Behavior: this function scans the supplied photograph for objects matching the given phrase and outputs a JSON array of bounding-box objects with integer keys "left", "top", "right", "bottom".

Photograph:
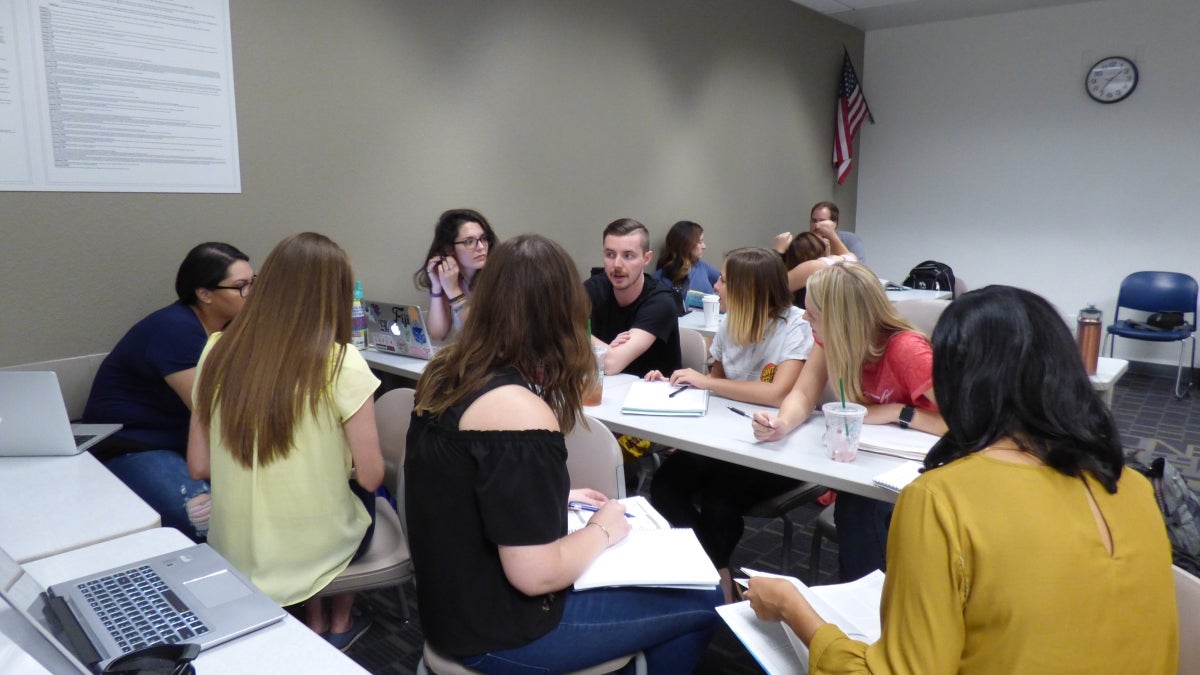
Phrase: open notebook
[{"left": 567, "top": 497, "right": 719, "bottom": 591}]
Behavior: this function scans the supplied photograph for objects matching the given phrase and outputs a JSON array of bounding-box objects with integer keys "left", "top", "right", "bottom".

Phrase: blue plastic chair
[{"left": 1106, "top": 271, "right": 1198, "bottom": 399}]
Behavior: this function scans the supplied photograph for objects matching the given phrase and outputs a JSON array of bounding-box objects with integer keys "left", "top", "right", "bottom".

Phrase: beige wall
[{"left": 0, "top": 0, "right": 862, "bottom": 366}]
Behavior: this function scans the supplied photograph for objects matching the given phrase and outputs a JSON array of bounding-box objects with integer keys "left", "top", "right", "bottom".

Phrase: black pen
[
  {"left": 727, "top": 405, "right": 753, "bottom": 418},
  {"left": 668, "top": 385, "right": 690, "bottom": 398}
]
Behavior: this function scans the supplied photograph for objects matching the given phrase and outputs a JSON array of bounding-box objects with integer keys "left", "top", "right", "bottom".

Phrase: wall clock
[{"left": 1085, "top": 56, "right": 1138, "bottom": 103}]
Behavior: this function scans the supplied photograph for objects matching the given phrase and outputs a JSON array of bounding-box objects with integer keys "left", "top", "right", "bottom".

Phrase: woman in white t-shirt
[{"left": 645, "top": 247, "right": 813, "bottom": 601}]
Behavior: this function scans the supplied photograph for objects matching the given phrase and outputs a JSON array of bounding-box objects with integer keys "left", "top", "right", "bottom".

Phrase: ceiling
[{"left": 789, "top": 0, "right": 1098, "bottom": 31}]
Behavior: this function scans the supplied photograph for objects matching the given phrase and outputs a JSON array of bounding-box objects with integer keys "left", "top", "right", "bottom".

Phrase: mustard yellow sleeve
[{"left": 810, "top": 483, "right": 967, "bottom": 675}]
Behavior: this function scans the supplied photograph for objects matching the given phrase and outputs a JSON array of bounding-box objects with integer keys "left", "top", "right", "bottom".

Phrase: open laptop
[
  {"left": 364, "top": 300, "right": 439, "bottom": 359},
  {"left": 0, "top": 371, "right": 121, "bottom": 457},
  {"left": 0, "top": 542, "right": 285, "bottom": 673}
]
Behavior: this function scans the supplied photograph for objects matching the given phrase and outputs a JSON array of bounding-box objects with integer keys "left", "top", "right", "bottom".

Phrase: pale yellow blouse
[
  {"left": 199, "top": 336, "right": 380, "bottom": 606},
  {"left": 809, "top": 453, "right": 1178, "bottom": 674}
]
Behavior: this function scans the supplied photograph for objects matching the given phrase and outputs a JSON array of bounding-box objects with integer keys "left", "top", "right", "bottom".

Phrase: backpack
[
  {"left": 1127, "top": 449, "right": 1200, "bottom": 575},
  {"left": 903, "top": 260, "right": 956, "bottom": 298}
]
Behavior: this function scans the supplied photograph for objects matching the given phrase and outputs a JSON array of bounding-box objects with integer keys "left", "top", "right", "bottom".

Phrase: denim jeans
[
  {"left": 460, "top": 585, "right": 723, "bottom": 674},
  {"left": 104, "top": 449, "right": 210, "bottom": 542},
  {"left": 834, "top": 493, "right": 894, "bottom": 582}
]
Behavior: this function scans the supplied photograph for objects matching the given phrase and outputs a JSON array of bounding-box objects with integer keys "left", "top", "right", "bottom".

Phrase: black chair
[{"left": 1106, "top": 271, "right": 1198, "bottom": 399}]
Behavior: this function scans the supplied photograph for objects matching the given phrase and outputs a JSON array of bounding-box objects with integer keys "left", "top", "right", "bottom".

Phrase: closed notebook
[
  {"left": 620, "top": 380, "right": 708, "bottom": 417},
  {"left": 872, "top": 461, "right": 924, "bottom": 493},
  {"left": 857, "top": 424, "right": 940, "bottom": 461}
]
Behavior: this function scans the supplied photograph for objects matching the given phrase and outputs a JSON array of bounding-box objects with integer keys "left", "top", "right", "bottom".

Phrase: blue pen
[{"left": 569, "top": 501, "right": 636, "bottom": 518}]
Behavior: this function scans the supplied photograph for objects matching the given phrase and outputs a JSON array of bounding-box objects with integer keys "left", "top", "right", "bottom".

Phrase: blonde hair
[
  {"left": 723, "top": 247, "right": 793, "bottom": 347},
  {"left": 414, "top": 234, "right": 594, "bottom": 434},
  {"left": 806, "top": 261, "right": 922, "bottom": 404},
  {"left": 194, "top": 232, "right": 353, "bottom": 468}
]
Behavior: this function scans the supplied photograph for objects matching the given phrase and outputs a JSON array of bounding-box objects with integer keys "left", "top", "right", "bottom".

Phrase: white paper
[
  {"left": 873, "top": 461, "right": 924, "bottom": 492},
  {"left": 573, "top": 528, "right": 720, "bottom": 591},
  {"left": 715, "top": 602, "right": 805, "bottom": 675},
  {"left": 620, "top": 380, "right": 709, "bottom": 417},
  {"left": 857, "top": 424, "right": 940, "bottom": 460},
  {"left": 566, "top": 496, "right": 671, "bottom": 533}
]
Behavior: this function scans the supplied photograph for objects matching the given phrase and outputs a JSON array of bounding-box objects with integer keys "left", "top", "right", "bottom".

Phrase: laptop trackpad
[{"left": 184, "top": 570, "right": 253, "bottom": 608}]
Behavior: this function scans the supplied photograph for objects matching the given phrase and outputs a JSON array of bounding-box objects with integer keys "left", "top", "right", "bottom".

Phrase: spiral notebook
[
  {"left": 620, "top": 380, "right": 709, "bottom": 417},
  {"left": 872, "top": 461, "right": 924, "bottom": 493}
]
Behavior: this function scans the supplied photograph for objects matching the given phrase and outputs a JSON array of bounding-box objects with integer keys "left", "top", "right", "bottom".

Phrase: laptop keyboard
[{"left": 78, "top": 565, "right": 209, "bottom": 653}]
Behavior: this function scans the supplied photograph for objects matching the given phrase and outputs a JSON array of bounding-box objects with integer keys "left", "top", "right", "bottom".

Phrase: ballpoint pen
[
  {"left": 727, "top": 406, "right": 753, "bottom": 419},
  {"left": 668, "top": 385, "right": 690, "bottom": 398},
  {"left": 568, "top": 501, "right": 635, "bottom": 518}
]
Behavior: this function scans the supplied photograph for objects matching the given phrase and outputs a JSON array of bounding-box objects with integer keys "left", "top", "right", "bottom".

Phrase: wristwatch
[{"left": 897, "top": 405, "right": 915, "bottom": 430}]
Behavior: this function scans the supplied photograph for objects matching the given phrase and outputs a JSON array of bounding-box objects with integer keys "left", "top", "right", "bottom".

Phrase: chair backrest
[
  {"left": 953, "top": 276, "right": 968, "bottom": 298},
  {"left": 375, "top": 387, "right": 416, "bottom": 509},
  {"left": 564, "top": 415, "right": 625, "bottom": 499},
  {"left": 679, "top": 327, "right": 708, "bottom": 374},
  {"left": 1176, "top": 564, "right": 1200, "bottom": 673},
  {"left": 1115, "top": 271, "right": 1199, "bottom": 317},
  {"left": 892, "top": 298, "right": 951, "bottom": 336}
]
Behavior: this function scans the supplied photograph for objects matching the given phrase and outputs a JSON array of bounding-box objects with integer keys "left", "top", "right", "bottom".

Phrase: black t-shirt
[
  {"left": 405, "top": 371, "right": 570, "bottom": 658},
  {"left": 584, "top": 273, "right": 682, "bottom": 377}
]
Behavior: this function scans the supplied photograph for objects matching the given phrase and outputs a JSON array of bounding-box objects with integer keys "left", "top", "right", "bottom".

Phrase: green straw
[{"left": 838, "top": 377, "right": 851, "bottom": 436}]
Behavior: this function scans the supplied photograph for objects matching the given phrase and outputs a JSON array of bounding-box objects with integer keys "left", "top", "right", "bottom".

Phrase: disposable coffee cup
[
  {"left": 702, "top": 294, "right": 720, "bottom": 329},
  {"left": 822, "top": 402, "right": 867, "bottom": 462},
  {"left": 583, "top": 345, "right": 607, "bottom": 406}
]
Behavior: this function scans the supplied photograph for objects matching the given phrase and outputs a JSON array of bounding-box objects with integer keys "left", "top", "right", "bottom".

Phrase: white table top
[
  {"left": 9, "top": 528, "right": 367, "bottom": 674},
  {"left": 885, "top": 288, "right": 952, "bottom": 302},
  {"left": 1090, "top": 356, "right": 1129, "bottom": 388},
  {"left": 587, "top": 375, "right": 908, "bottom": 503},
  {"left": 361, "top": 347, "right": 429, "bottom": 380},
  {"left": 0, "top": 452, "right": 160, "bottom": 563},
  {"left": 678, "top": 309, "right": 723, "bottom": 339}
]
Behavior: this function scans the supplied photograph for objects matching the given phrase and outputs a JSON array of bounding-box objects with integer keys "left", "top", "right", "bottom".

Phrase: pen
[
  {"left": 668, "top": 385, "right": 690, "bottom": 398},
  {"left": 728, "top": 406, "right": 769, "bottom": 427},
  {"left": 568, "top": 501, "right": 636, "bottom": 518}
]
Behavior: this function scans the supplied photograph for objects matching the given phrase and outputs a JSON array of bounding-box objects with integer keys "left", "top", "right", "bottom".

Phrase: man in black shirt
[{"left": 584, "top": 219, "right": 682, "bottom": 377}]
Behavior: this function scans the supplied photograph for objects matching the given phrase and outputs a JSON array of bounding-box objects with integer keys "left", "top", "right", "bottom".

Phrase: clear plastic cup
[
  {"left": 583, "top": 346, "right": 606, "bottom": 406},
  {"left": 822, "top": 402, "right": 867, "bottom": 462}
]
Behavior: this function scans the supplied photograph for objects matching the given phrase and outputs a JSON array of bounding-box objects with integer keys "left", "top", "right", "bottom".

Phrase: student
[
  {"left": 751, "top": 261, "right": 947, "bottom": 581},
  {"left": 188, "top": 232, "right": 383, "bottom": 651},
  {"left": 585, "top": 218, "right": 682, "bottom": 377},
  {"left": 773, "top": 221, "right": 857, "bottom": 300},
  {"left": 646, "top": 247, "right": 813, "bottom": 602},
  {"left": 747, "top": 285, "right": 1178, "bottom": 673},
  {"left": 810, "top": 200, "right": 865, "bottom": 262},
  {"left": 406, "top": 234, "right": 721, "bottom": 673},
  {"left": 413, "top": 208, "right": 499, "bottom": 342},
  {"left": 83, "top": 242, "right": 253, "bottom": 542},
  {"left": 652, "top": 220, "right": 720, "bottom": 311}
]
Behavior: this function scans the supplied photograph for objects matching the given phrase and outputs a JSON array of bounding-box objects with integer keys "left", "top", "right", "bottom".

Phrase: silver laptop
[
  {"left": 0, "top": 371, "right": 122, "bottom": 457},
  {"left": 0, "top": 542, "right": 285, "bottom": 673},
  {"left": 364, "top": 300, "right": 439, "bottom": 359}
]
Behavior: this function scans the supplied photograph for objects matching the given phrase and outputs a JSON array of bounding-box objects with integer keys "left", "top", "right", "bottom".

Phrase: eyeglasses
[
  {"left": 211, "top": 275, "right": 256, "bottom": 297},
  {"left": 453, "top": 236, "right": 488, "bottom": 250}
]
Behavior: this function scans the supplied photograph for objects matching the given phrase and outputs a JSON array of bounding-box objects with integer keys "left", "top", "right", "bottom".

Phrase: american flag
[{"left": 833, "top": 51, "right": 872, "bottom": 185}]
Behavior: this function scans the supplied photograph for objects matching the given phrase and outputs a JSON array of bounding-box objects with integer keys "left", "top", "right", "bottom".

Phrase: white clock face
[{"left": 1086, "top": 57, "right": 1138, "bottom": 103}]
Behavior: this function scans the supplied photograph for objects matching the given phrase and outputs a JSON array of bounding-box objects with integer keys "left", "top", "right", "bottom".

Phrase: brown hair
[
  {"left": 194, "top": 232, "right": 354, "bottom": 468},
  {"left": 602, "top": 218, "right": 650, "bottom": 253},
  {"left": 414, "top": 234, "right": 594, "bottom": 433},
  {"left": 655, "top": 220, "right": 703, "bottom": 285},
  {"left": 783, "top": 231, "right": 826, "bottom": 307},
  {"left": 723, "top": 248, "right": 794, "bottom": 346}
]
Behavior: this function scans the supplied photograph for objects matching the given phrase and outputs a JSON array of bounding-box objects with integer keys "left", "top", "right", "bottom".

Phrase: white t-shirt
[{"left": 710, "top": 305, "right": 813, "bottom": 382}]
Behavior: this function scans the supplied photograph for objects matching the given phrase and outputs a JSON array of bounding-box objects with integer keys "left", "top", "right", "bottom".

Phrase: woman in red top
[{"left": 753, "top": 261, "right": 947, "bottom": 580}]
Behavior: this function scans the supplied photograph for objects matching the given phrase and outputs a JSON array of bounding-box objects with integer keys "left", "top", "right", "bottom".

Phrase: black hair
[
  {"left": 926, "top": 285, "right": 1124, "bottom": 492},
  {"left": 412, "top": 208, "right": 498, "bottom": 291},
  {"left": 175, "top": 242, "right": 250, "bottom": 305}
]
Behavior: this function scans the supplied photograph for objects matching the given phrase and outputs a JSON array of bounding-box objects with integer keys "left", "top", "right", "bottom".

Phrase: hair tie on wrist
[
  {"left": 587, "top": 521, "right": 611, "bottom": 545},
  {"left": 430, "top": 289, "right": 444, "bottom": 298}
]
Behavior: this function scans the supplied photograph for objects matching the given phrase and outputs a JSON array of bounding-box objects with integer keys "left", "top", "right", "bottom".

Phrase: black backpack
[{"left": 903, "top": 260, "right": 956, "bottom": 298}]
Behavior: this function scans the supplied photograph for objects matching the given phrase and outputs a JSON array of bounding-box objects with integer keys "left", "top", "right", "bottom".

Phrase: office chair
[
  {"left": 313, "top": 388, "right": 415, "bottom": 619},
  {"left": 892, "top": 298, "right": 950, "bottom": 336},
  {"left": 744, "top": 481, "right": 830, "bottom": 573},
  {"left": 679, "top": 328, "right": 709, "bottom": 374},
  {"left": 566, "top": 415, "right": 626, "bottom": 499},
  {"left": 807, "top": 503, "right": 838, "bottom": 584},
  {"left": 1175, "top": 565, "right": 1200, "bottom": 673},
  {"left": 1105, "top": 271, "right": 1198, "bottom": 399}
]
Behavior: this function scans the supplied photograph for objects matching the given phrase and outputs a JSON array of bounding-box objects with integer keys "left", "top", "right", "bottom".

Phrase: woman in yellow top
[
  {"left": 188, "top": 232, "right": 384, "bottom": 651},
  {"left": 747, "top": 285, "right": 1179, "bottom": 673}
]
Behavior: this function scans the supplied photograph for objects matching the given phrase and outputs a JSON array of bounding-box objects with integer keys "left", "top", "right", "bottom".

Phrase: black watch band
[{"left": 897, "top": 405, "right": 915, "bottom": 429}]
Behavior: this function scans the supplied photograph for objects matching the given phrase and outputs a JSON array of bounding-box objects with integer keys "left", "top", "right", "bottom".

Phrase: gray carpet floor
[{"left": 342, "top": 372, "right": 1200, "bottom": 674}]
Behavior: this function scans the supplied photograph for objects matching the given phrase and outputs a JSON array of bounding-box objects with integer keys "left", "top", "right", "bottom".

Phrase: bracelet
[
  {"left": 448, "top": 293, "right": 466, "bottom": 305},
  {"left": 586, "top": 521, "right": 611, "bottom": 545},
  {"left": 430, "top": 289, "right": 444, "bottom": 298}
]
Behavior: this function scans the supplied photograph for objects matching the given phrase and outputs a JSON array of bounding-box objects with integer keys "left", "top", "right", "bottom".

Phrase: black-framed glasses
[
  {"left": 102, "top": 642, "right": 200, "bottom": 675},
  {"left": 453, "top": 236, "right": 488, "bottom": 250},
  {"left": 211, "top": 275, "right": 256, "bottom": 297}
]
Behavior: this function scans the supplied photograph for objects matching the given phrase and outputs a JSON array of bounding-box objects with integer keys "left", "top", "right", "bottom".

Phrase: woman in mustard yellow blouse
[{"left": 747, "top": 285, "right": 1179, "bottom": 673}]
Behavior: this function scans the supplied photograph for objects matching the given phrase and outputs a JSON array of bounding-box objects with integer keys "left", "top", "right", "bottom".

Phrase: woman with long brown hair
[
  {"left": 653, "top": 220, "right": 720, "bottom": 311},
  {"left": 407, "top": 233, "right": 720, "bottom": 673},
  {"left": 188, "top": 232, "right": 383, "bottom": 650}
]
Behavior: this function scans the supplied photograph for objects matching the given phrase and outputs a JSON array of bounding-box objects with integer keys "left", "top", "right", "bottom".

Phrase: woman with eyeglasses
[
  {"left": 413, "top": 208, "right": 499, "bottom": 342},
  {"left": 747, "top": 286, "right": 1177, "bottom": 673},
  {"left": 83, "top": 242, "right": 254, "bottom": 542},
  {"left": 189, "top": 232, "right": 383, "bottom": 650},
  {"left": 407, "top": 234, "right": 721, "bottom": 673}
]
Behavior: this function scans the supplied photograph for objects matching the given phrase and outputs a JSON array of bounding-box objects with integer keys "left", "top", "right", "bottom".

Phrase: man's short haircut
[
  {"left": 602, "top": 218, "right": 650, "bottom": 253},
  {"left": 810, "top": 201, "right": 839, "bottom": 223}
]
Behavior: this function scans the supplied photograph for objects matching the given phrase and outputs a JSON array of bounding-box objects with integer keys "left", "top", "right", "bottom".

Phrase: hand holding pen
[
  {"left": 727, "top": 406, "right": 786, "bottom": 442},
  {"left": 571, "top": 500, "right": 631, "bottom": 546}
]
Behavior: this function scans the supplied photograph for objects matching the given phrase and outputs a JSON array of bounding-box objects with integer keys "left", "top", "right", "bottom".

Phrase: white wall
[{"left": 856, "top": 0, "right": 1199, "bottom": 365}]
